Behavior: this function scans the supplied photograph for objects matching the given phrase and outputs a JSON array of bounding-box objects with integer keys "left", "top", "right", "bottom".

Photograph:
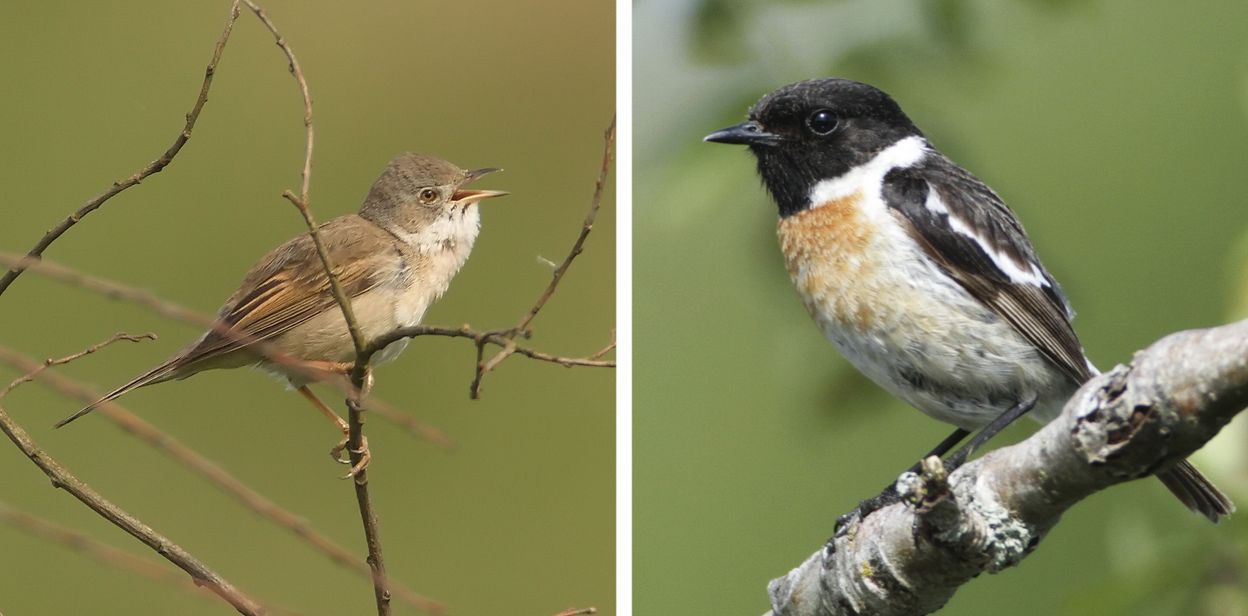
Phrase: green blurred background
[
  {"left": 635, "top": 1, "right": 1247, "bottom": 615},
  {"left": 0, "top": 2, "right": 613, "bottom": 615}
]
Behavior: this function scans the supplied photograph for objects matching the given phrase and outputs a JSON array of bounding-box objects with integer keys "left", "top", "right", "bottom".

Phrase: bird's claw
[
  {"left": 830, "top": 489, "right": 901, "bottom": 539},
  {"left": 330, "top": 437, "right": 351, "bottom": 464},
  {"left": 340, "top": 436, "right": 371, "bottom": 479}
]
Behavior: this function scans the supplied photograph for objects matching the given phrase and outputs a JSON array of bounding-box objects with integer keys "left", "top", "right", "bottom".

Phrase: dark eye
[
  {"left": 418, "top": 188, "right": 438, "bottom": 204},
  {"left": 806, "top": 109, "right": 839, "bottom": 135}
]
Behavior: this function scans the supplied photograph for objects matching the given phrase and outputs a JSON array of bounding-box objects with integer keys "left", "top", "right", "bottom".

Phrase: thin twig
[
  {"left": 0, "top": 501, "right": 301, "bottom": 616},
  {"left": 240, "top": 0, "right": 365, "bottom": 358},
  {"left": 0, "top": 5, "right": 268, "bottom": 614},
  {"left": 513, "top": 117, "right": 616, "bottom": 336},
  {"left": 357, "top": 323, "right": 614, "bottom": 402},
  {"left": 0, "top": 343, "right": 445, "bottom": 615},
  {"left": 0, "top": 403, "right": 265, "bottom": 615},
  {"left": 0, "top": 332, "right": 156, "bottom": 400},
  {"left": 366, "top": 325, "right": 616, "bottom": 369},
  {"left": 237, "top": 3, "right": 389, "bottom": 613},
  {"left": 587, "top": 333, "right": 616, "bottom": 361},
  {"left": 0, "top": 335, "right": 263, "bottom": 615},
  {"left": 470, "top": 117, "right": 617, "bottom": 398},
  {"left": 553, "top": 608, "right": 597, "bottom": 616},
  {"left": 0, "top": 1, "right": 242, "bottom": 300}
]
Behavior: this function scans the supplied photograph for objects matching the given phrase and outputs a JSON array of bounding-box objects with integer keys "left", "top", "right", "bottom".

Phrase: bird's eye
[
  {"left": 806, "top": 109, "right": 839, "bottom": 136},
  {"left": 418, "top": 188, "right": 438, "bottom": 204}
]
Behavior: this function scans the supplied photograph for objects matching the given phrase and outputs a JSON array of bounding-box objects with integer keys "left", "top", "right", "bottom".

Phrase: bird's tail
[
  {"left": 55, "top": 358, "right": 182, "bottom": 428},
  {"left": 1156, "top": 459, "right": 1235, "bottom": 523}
]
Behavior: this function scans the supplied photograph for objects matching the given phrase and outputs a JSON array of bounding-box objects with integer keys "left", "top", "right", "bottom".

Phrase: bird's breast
[
  {"left": 776, "top": 185, "right": 1061, "bottom": 429},
  {"left": 391, "top": 205, "right": 482, "bottom": 329},
  {"left": 777, "top": 188, "right": 894, "bottom": 330}
]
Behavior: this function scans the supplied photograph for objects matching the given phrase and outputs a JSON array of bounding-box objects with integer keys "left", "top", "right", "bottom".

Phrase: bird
[
  {"left": 704, "top": 78, "right": 1233, "bottom": 522},
  {"left": 57, "top": 153, "right": 507, "bottom": 475}
]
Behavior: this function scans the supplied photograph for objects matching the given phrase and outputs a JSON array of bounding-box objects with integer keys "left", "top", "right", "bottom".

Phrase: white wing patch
[{"left": 922, "top": 189, "right": 1049, "bottom": 287}]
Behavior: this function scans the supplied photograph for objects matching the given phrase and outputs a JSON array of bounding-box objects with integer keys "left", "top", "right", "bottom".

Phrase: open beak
[
  {"left": 704, "top": 120, "right": 780, "bottom": 146},
  {"left": 454, "top": 167, "right": 508, "bottom": 203},
  {"left": 465, "top": 167, "right": 501, "bottom": 182},
  {"left": 453, "top": 188, "right": 509, "bottom": 204}
]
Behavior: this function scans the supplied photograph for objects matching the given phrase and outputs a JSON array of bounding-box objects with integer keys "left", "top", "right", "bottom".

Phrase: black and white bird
[{"left": 705, "top": 78, "right": 1232, "bottom": 522}]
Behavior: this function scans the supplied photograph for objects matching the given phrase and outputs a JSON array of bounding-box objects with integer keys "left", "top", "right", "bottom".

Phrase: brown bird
[{"left": 59, "top": 153, "right": 506, "bottom": 474}]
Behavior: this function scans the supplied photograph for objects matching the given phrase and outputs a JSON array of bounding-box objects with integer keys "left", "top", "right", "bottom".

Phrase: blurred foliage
[
  {"left": 689, "top": 0, "right": 749, "bottom": 63},
  {"left": 0, "top": 2, "right": 613, "bottom": 615},
  {"left": 635, "top": 0, "right": 1248, "bottom": 615}
]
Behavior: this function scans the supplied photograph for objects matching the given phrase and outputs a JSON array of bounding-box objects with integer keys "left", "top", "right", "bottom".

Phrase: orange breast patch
[{"left": 776, "top": 190, "right": 881, "bottom": 329}]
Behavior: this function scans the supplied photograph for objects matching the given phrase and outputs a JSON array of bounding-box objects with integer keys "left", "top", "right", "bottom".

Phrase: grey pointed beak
[
  {"left": 465, "top": 167, "right": 502, "bottom": 182},
  {"left": 454, "top": 168, "right": 508, "bottom": 203},
  {"left": 704, "top": 121, "right": 780, "bottom": 146}
]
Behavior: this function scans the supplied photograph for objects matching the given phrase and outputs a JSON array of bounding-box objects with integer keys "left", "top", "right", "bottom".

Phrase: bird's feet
[
  {"left": 831, "top": 488, "right": 902, "bottom": 539},
  {"left": 331, "top": 435, "right": 371, "bottom": 479},
  {"left": 331, "top": 435, "right": 351, "bottom": 464}
]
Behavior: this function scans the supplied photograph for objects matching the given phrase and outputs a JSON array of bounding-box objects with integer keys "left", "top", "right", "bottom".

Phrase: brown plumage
[{"left": 58, "top": 153, "right": 506, "bottom": 428}]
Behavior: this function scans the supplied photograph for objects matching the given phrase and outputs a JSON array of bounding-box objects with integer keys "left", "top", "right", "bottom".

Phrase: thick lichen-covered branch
[{"left": 768, "top": 319, "right": 1248, "bottom": 616}]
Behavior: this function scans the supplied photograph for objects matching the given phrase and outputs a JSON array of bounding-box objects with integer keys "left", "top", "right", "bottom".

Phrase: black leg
[
  {"left": 911, "top": 427, "right": 971, "bottom": 472},
  {"left": 831, "top": 397, "right": 1037, "bottom": 540},
  {"left": 831, "top": 427, "right": 971, "bottom": 538},
  {"left": 944, "top": 393, "right": 1038, "bottom": 471},
  {"left": 868, "top": 426, "right": 970, "bottom": 497}
]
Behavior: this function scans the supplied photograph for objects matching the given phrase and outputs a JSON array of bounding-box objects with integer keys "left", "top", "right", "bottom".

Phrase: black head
[{"left": 705, "top": 79, "right": 923, "bottom": 217}]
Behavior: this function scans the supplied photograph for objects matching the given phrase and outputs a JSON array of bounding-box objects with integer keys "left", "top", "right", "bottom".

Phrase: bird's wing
[
  {"left": 55, "top": 217, "right": 395, "bottom": 428},
  {"left": 882, "top": 161, "right": 1092, "bottom": 384},
  {"left": 177, "top": 217, "right": 393, "bottom": 365}
]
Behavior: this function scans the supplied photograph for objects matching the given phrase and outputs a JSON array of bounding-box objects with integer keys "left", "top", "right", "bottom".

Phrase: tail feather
[
  {"left": 55, "top": 360, "right": 181, "bottom": 428},
  {"left": 1156, "top": 459, "right": 1235, "bottom": 523}
]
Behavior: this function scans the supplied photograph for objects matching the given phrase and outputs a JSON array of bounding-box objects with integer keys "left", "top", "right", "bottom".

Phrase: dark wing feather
[{"left": 882, "top": 161, "right": 1092, "bottom": 384}]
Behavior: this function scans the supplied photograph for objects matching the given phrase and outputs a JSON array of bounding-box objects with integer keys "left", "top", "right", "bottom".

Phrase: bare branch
[
  {"left": 512, "top": 117, "right": 617, "bottom": 336},
  {"left": 587, "top": 333, "right": 616, "bottom": 361},
  {"left": 0, "top": 500, "right": 301, "bottom": 616},
  {"left": 236, "top": 3, "right": 389, "bottom": 613},
  {"left": 0, "top": 1, "right": 242, "bottom": 300},
  {"left": 238, "top": 8, "right": 617, "bottom": 609},
  {"left": 0, "top": 6, "right": 275, "bottom": 614},
  {"left": 767, "top": 319, "right": 1248, "bottom": 616},
  {"left": 366, "top": 324, "right": 616, "bottom": 371},
  {"left": 0, "top": 406, "right": 265, "bottom": 615},
  {"left": 0, "top": 332, "right": 156, "bottom": 400},
  {"left": 0, "top": 335, "right": 268, "bottom": 615},
  {"left": 0, "top": 343, "right": 444, "bottom": 614},
  {"left": 0, "top": 2, "right": 610, "bottom": 614},
  {"left": 468, "top": 116, "right": 615, "bottom": 398},
  {"left": 240, "top": 0, "right": 365, "bottom": 359},
  {"left": 553, "top": 608, "right": 598, "bottom": 616}
]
